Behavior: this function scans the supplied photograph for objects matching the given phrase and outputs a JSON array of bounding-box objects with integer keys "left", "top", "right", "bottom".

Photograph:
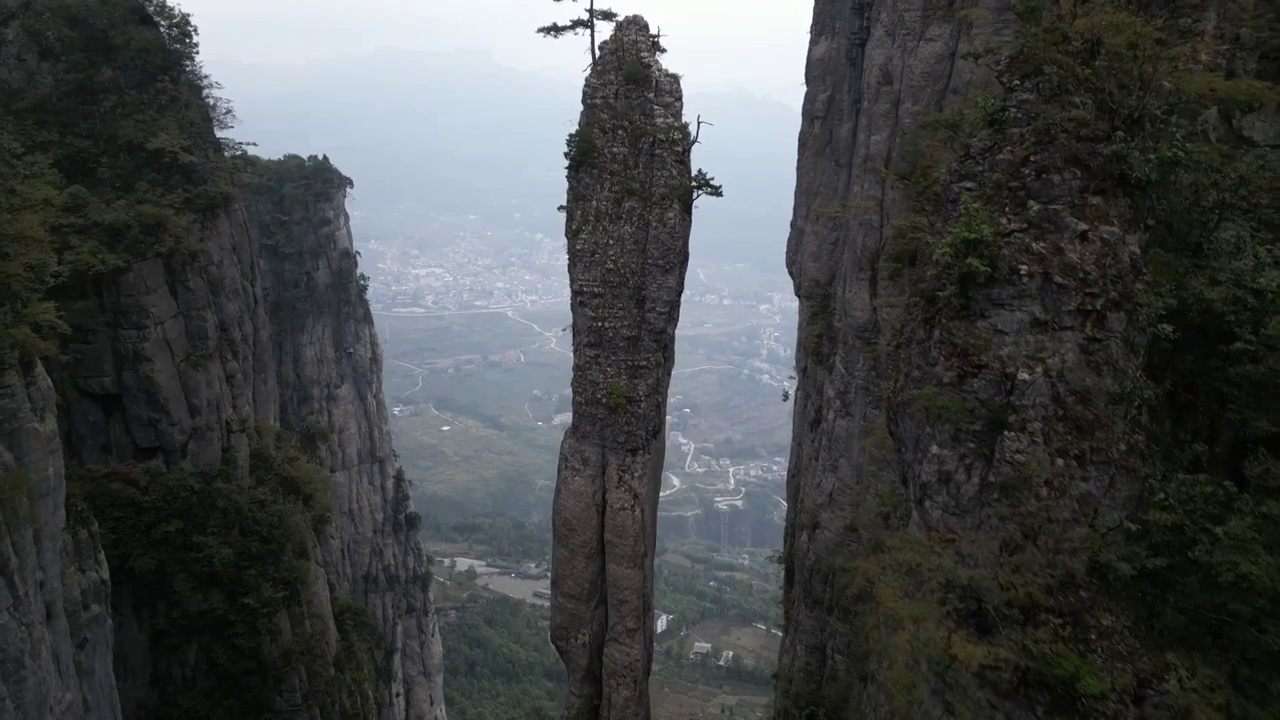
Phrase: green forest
[
  {"left": 439, "top": 594, "right": 564, "bottom": 720},
  {"left": 0, "top": 0, "right": 230, "bottom": 357},
  {"left": 422, "top": 512, "right": 553, "bottom": 561},
  {"left": 654, "top": 555, "right": 782, "bottom": 632}
]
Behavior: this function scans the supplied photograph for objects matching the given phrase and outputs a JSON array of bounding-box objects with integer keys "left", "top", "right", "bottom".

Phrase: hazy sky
[{"left": 178, "top": 0, "right": 813, "bottom": 106}]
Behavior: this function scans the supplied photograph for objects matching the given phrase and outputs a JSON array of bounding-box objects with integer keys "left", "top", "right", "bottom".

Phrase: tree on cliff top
[
  {"left": 536, "top": 1, "right": 668, "bottom": 66},
  {"left": 139, "top": 0, "right": 233, "bottom": 132},
  {"left": 536, "top": 0, "right": 619, "bottom": 66},
  {"left": 0, "top": 0, "right": 238, "bottom": 357}
]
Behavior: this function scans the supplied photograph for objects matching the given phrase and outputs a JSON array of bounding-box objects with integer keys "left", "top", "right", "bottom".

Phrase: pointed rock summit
[{"left": 550, "top": 15, "right": 693, "bottom": 720}]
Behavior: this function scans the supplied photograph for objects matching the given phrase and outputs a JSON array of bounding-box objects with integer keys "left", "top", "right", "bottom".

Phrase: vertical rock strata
[
  {"left": 0, "top": 3, "right": 446, "bottom": 717},
  {"left": 551, "top": 15, "right": 692, "bottom": 720},
  {"left": 775, "top": 0, "right": 1153, "bottom": 716},
  {"left": 0, "top": 173, "right": 448, "bottom": 720},
  {"left": 251, "top": 171, "right": 447, "bottom": 720},
  {"left": 0, "top": 359, "right": 119, "bottom": 720}
]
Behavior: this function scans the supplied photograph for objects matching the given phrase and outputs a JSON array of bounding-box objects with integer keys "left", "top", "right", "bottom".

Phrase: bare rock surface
[
  {"left": 253, "top": 184, "right": 447, "bottom": 720},
  {"left": 0, "top": 358, "right": 120, "bottom": 720}
]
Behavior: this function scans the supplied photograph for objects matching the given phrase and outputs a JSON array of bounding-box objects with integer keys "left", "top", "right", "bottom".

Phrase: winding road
[
  {"left": 504, "top": 310, "right": 570, "bottom": 355},
  {"left": 673, "top": 364, "right": 736, "bottom": 375}
]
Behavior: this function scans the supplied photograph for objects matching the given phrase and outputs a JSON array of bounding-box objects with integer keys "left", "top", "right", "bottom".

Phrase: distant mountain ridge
[{"left": 210, "top": 49, "right": 798, "bottom": 268}]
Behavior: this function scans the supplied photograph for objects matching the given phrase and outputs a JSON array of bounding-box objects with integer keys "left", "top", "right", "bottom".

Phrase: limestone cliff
[
  {"left": 550, "top": 15, "right": 693, "bottom": 720},
  {"left": 248, "top": 157, "right": 447, "bottom": 719},
  {"left": 777, "top": 2, "right": 1023, "bottom": 712},
  {"left": 0, "top": 358, "right": 119, "bottom": 720},
  {"left": 0, "top": 2, "right": 445, "bottom": 718},
  {"left": 777, "top": 0, "right": 1278, "bottom": 716}
]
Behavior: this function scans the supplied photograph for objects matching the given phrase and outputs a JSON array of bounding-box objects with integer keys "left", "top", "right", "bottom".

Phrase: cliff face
[
  {"left": 778, "top": 3, "right": 1023, "bottom": 711},
  {"left": 778, "top": 0, "right": 1278, "bottom": 716},
  {"left": 0, "top": 359, "right": 119, "bottom": 720},
  {"left": 0, "top": 3, "right": 445, "bottom": 718},
  {"left": 249, "top": 159, "right": 446, "bottom": 719},
  {"left": 551, "top": 15, "right": 692, "bottom": 720}
]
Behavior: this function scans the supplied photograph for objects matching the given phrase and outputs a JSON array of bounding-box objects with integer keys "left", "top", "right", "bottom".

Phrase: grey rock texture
[
  {"left": 46, "top": 201, "right": 289, "bottom": 717},
  {"left": 53, "top": 203, "right": 275, "bottom": 474},
  {"left": 775, "top": 0, "right": 1142, "bottom": 716},
  {"left": 551, "top": 15, "right": 692, "bottom": 720},
  {"left": 253, "top": 182, "right": 447, "bottom": 720},
  {"left": 0, "top": 11, "right": 444, "bottom": 713},
  {"left": 45, "top": 181, "right": 446, "bottom": 719},
  {"left": 0, "top": 356, "right": 120, "bottom": 720},
  {"left": 0, "top": 180, "right": 447, "bottom": 720}
]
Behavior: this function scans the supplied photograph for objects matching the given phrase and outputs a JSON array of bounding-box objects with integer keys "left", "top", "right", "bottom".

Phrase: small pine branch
[
  {"left": 691, "top": 168, "right": 724, "bottom": 204},
  {"left": 536, "top": 18, "right": 592, "bottom": 38},
  {"left": 536, "top": 0, "right": 618, "bottom": 67},
  {"left": 685, "top": 116, "right": 723, "bottom": 205}
]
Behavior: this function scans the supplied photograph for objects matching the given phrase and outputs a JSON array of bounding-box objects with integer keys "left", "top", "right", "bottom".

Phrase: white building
[
  {"left": 654, "top": 610, "right": 672, "bottom": 635},
  {"left": 690, "top": 641, "right": 713, "bottom": 659}
]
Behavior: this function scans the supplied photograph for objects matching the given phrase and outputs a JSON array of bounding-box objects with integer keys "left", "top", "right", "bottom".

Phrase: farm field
[{"left": 380, "top": 298, "right": 794, "bottom": 522}]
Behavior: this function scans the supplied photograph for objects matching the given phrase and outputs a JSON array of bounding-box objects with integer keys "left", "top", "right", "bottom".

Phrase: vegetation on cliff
[
  {"left": 0, "top": 0, "right": 231, "bottom": 358},
  {"left": 68, "top": 427, "right": 337, "bottom": 718},
  {"left": 547, "top": 5, "right": 723, "bottom": 213},
  {"left": 238, "top": 153, "right": 356, "bottom": 251},
  {"left": 0, "top": 0, "right": 357, "bottom": 358},
  {"left": 816, "top": 0, "right": 1280, "bottom": 716},
  {"left": 240, "top": 153, "right": 369, "bottom": 307},
  {"left": 2, "top": 2, "right": 398, "bottom": 717}
]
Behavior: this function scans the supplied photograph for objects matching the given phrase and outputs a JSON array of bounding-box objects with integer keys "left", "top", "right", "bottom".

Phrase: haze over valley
[{"left": 200, "top": 39, "right": 803, "bottom": 718}]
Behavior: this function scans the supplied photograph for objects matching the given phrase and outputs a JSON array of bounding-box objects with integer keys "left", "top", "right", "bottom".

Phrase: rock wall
[
  {"left": 775, "top": 0, "right": 1146, "bottom": 716},
  {"left": 550, "top": 15, "right": 692, "bottom": 720},
  {"left": 0, "top": 3, "right": 446, "bottom": 717},
  {"left": 49, "top": 200, "right": 278, "bottom": 717},
  {"left": 250, "top": 165, "right": 447, "bottom": 720},
  {"left": 778, "top": 0, "right": 1009, "bottom": 699},
  {"left": 0, "top": 169, "right": 448, "bottom": 720},
  {"left": 0, "top": 357, "right": 120, "bottom": 720}
]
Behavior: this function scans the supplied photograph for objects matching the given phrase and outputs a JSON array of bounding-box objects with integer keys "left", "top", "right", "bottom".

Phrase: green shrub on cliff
[
  {"left": 237, "top": 154, "right": 355, "bottom": 246},
  {"left": 0, "top": 130, "right": 67, "bottom": 357},
  {"left": 69, "top": 427, "right": 335, "bottom": 718},
  {"left": 0, "top": 470, "right": 35, "bottom": 527},
  {"left": 0, "top": 0, "right": 237, "bottom": 358}
]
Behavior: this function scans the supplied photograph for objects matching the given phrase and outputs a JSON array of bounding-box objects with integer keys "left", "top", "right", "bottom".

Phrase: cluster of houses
[{"left": 654, "top": 610, "right": 733, "bottom": 665}]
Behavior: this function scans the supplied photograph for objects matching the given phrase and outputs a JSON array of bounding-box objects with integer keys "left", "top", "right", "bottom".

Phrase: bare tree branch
[{"left": 688, "top": 115, "right": 714, "bottom": 152}]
